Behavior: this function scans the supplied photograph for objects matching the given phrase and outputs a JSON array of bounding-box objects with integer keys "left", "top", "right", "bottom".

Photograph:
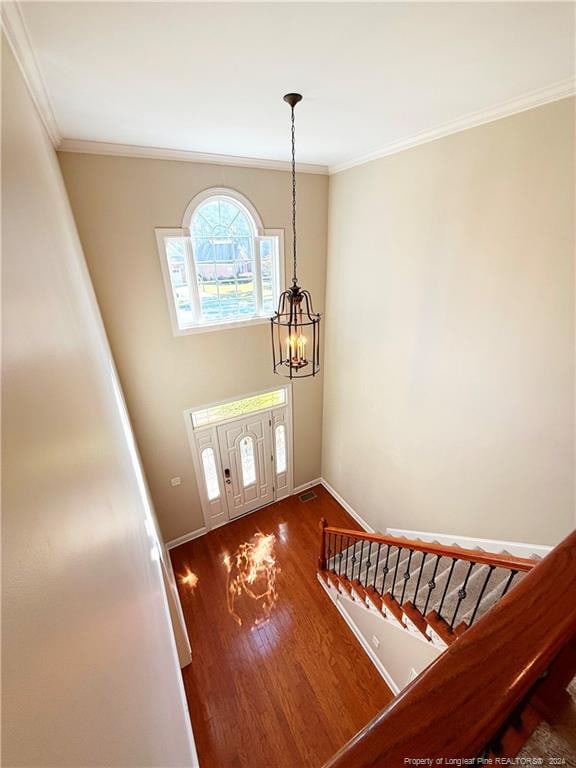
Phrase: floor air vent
[{"left": 299, "top": 490, "right": 317, "bottom": 502}]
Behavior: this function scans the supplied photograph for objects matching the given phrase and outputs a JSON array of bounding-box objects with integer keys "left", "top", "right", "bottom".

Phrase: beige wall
[
  {"left": 59, "top": 154, "right": 328, "bottom": 542},
  {"left": 323, "top": 98, "right": 574, "bottom": 547},
  {"left": 2, "top": 40, "right": 196, "bottom": 766}
]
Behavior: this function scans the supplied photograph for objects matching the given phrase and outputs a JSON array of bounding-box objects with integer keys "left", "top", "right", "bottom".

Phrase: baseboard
[
  {"left": 320, "top": 478, "right": 375, "bottom": 533},
  {"left": 317, "top": 574, "right": 400, "bottom": 695},
  {"left": 167, "top": 526, "right": 208, "bottom": 550},
  {"left": 168, "top": 480, "right": 323, "bottom": 548},
  {"left": 167, "top": 477, "right": 374, "bottom": 549},
  {"left": 386, "top": 526, "right": 552, "bottom": 559},
  {"left": 293, "top": 478, "right": 322, "bottom": 495}
]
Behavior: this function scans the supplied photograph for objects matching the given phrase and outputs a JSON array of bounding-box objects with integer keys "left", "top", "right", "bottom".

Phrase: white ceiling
[{"left": 18, "top": 2, "right": 576, "bottom": 170}]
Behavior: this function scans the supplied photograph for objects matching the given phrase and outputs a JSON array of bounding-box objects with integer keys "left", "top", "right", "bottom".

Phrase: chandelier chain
[{"left": 291, "top": 105, "right": 297, "bottom": 285}]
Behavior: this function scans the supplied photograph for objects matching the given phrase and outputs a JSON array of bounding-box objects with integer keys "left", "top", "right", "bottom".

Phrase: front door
[{"left": 217, "top": 412, "right": 274, "bottom": 519}]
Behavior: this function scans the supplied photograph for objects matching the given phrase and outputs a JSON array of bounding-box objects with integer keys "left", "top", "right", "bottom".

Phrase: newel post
[{"left": 318, "top": 518, "right": 328, "bottom": 570}]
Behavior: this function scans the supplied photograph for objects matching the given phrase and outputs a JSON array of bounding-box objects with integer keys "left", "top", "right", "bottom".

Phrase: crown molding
[
  {"left": 329, "top": 77, "right": 576, "bottom": 174},
  {"left": 57, "top": 139, "right": 329, "bottom": 175},
  {"left": 1, "top": 1, "right": 61, "bottom": 145}
]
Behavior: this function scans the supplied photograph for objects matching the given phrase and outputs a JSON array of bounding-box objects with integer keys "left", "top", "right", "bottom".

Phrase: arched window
[{"left": 156, "top": 189, "right": 283, "bottom": 333}]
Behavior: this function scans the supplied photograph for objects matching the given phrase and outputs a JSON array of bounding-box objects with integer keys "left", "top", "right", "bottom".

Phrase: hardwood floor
[{"left": 170, "top": 485, "right": 394, "bottom": 768}]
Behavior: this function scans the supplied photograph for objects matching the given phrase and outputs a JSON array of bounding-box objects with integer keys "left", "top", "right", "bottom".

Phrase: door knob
[{"left": 224, "top": 468, "right": 231, "bottom": 484}]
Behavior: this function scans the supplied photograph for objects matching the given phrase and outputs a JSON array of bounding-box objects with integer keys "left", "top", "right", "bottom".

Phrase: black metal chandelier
[{"left": 271, "top": 93, "right": 321, "bottom": 379}]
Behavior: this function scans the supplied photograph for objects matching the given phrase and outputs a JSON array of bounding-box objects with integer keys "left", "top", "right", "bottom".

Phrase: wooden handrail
[
  {"left": 324, "top": 525, "right": 536, "bottom": 572},
  {"left": 323, "top": 528, "right": 576, "bottom": 767}
]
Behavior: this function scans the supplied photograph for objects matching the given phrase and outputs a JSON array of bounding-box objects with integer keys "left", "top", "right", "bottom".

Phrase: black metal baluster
[
  {"left": 372, "top": 544, "right": 382, "bottom": 590},
  {"left": 379, "top": 544, "right": 392, "bottom": 595},
  {"left": 327, "top": 533, "right": 334, "bottom": 572},
  {"left": 412, "top": 552, "right": 427, "bottom": 605},
  {"left": 400, "top": 550, "right": 414, "bottom": 604},
  {"left": 356, "top": 540, "right": 365, "bottom": 582},
  {"left": 449, "top": 561, "right": 475, "bottom": 629},
  {"left": 334, "top": 534, "right": 339, "bottom": 574},
  {"left": 364, "top": 542, "right": 373, "bottom": 587},
  {"left": 437, "top": 558, "right": 457, "bottom": 619},
  {"left": 500, "top": 569, "right": 518, "bottom": 598},
  {"left": 345, "top": 537, "right": 350, "bottom": 578},
  {"left": 391, "top": 547, "right": 403, "bottom": 600},
  {"left": 350, "top": 538, "right": 359, "bottom": 581},
  {"left": 469, "top": 565, "right": 495, "bottom": 626},
  {"left": 422, "top": 555, "right": 441, "bottom": 614}
]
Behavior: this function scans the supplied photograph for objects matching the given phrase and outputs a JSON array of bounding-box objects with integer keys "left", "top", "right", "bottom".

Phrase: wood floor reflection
[{"left": 170, "top": 485, "right": 394, "bottom": 768}]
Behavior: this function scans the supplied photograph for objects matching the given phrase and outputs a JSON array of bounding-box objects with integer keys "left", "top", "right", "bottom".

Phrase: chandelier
[{"left": 271, "top": 93, "right": 321, "bottom": 379}]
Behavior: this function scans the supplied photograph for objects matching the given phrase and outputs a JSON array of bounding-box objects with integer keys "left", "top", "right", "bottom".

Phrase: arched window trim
[
  {"left": 182, "top": 187, "right": 264, "bottom": 236},
  {"left": 156, "top": 188, "right": 284, "bottom": 336}
]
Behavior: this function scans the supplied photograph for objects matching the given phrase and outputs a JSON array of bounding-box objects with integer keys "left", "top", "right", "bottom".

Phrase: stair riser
[{"left": 320, "top": 574, "right": 447, "bottom": 649}]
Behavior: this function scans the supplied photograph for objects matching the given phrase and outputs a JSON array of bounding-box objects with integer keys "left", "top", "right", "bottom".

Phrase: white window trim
[
  {"left": 187, "top": 384, "right": 289, "bottom": 431},
  {"left": 156, "top": 188, "right": 284, "bottom": 336},
  {"left": 182, "top": 187, "right": 265, "bottom": 235}
]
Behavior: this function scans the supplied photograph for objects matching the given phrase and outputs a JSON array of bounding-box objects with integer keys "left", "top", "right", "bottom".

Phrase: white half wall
[
  {"left": 337, "top": 593, "right": 441, "bottom": 693},
  {"left": 2, "top": 37, "right": 196, "bottom": 767}
]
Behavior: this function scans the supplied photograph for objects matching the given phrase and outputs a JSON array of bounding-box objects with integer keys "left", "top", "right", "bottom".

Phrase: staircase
[
  {"left": 317, "top": 523, "right": 576, "bottom": 767},
  {"left": 317, "top": 520, "right": 539, "bottom": 648}
]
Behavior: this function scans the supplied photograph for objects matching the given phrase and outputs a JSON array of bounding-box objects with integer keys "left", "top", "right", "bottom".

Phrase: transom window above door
[{"left": 156, "top": 188, "right": 283, "bottom": 334}]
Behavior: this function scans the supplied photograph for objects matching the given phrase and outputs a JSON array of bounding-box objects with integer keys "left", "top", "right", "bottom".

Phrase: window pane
[
  {"left": 195, "top": 200, "right": 220, "bottom": 230},
  {"left": 192, "top": 388, "right": 286, "bottom": 428},
  {"left": 229, "top": 211, "right": 252, "bottom": 237},
  {"left": 201, "top": 448, "right": 220, "bottom": 501},
  {"left": 239, "top": 437, "right": 256, "bottom": 487},
  {"left": 275, "top": 425, "right": 287, "bottom": 475},
  {"left": 197, "top": 262, "right": 219, "bottom": 320},
  {"left": 260, "top": 237, "right": 277, "bottom": 315},
  {"left": 191, "top": 198, "right": 257, "bottom": 323},
  {"left": 166, "top": 237, "right": 194, "bottom": 327}
]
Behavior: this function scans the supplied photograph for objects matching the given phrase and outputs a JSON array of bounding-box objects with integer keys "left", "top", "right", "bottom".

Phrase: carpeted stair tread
[
  {"left": 324, "top": 536, "right": 543, "bottom": 644},
  {"left": 518, "top": 677, "right": 576, "bottom": 765}
]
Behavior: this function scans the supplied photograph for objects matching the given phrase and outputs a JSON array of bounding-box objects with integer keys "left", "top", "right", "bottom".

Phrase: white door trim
[
  {"left": 184, "top": 385, "right": 293, "bottom": 532},
  {"left": 217, "top": 413, "right": 275, "bottom": 520}
]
